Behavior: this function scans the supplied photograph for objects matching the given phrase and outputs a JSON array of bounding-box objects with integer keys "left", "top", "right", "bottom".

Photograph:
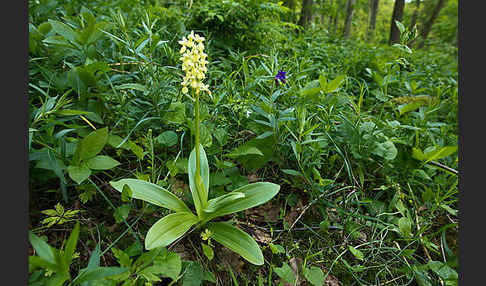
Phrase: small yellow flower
[{"left": 179, "top": 31, "right": 210, "bottom": 96}]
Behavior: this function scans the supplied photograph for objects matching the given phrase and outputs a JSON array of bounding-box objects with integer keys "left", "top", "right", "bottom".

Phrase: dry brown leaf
[
  {"left": 247, "top": 172, "right": 260, "bottom": 183},
  {"left": 252, "top": 229, "right": 272, "bottom": 244},
  {"left": 284, "top": 199, "right": 303, "bottom": 226},
  {"left": 276, "top": 257, "right": 303, "bottom": 286},
  {"left": 322, "top": 267, "right": 341, "bottom": 286},
  {"left": 217, "top": 247, "right": 245, "bottom": 274},
  {"left": 171, "top": 242, "right": 193, "bottom": 261},
  {"left": 417, "top": 204, "right": 427, "bottom": 213},
  {"left": 246, "top": 201, "right": 280, "bottom": 223},
  {"left": 106, "top": 224, "right": 117, "bottom": 233},
  {"left": 327, "top": 208, "right": 341, "bottom": 223},
  {"left": 170, "top": 179, "right": 188, "bottom": 199}
]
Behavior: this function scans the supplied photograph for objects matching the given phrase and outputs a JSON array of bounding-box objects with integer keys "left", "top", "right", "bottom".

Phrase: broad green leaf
[
  {"left": 110, "top": 179, "right": 191, "bottom": 213},
  {"left": 281, "top": 169, "right": 303, "bottom": 176},
  {"left": 213, "top": 128, "right": 228, "bottom": 145},
  {"left": 145, "top": 212, "right": 199, "bottom": 250},
  {"left": 348, "top": 245, "right": 364, "bottom": 261},
  {"left": 86, "top": 243, "right": 101, "bottom": 270},
  {"left": 181, "top": 262, "right": 205, "bottom": 286},
  {"left": 115, "top": 83, "right": 147, "bottom": 92},
  {"left": 107, "top": 134, "right": 130, "bottom": 150},
  {"left": 29, "top": 256, "right": 59, "bottom": 273},
  {"left": 226, "top": 146, "right": 264, "bottom": 158},
  {"left": 114, "top": 204, "right": 131, "bottom": 223},
  {"left": 412, "top": 148, "right": 426, "bottom": 161},
  {"left": 163, "top": 101, "right": 185, "bottom": 124},
  {"left": 29, "top": 232, "right": 55, "bottom": 264},
  {"left": 205, "top": 182, "right": 280, "bottom": 220},
  {"left": 139, "top": 266, "right": 162, "bottom": 282},
  {"left": 45, "top": 273, "right": 70, "bottom": 286},
  {"left": 324, "top": 75, "right": 346, "bottom": 93},
  {"left": 153, "top": 252, "right": 182, "bottom": 281},
  {"left": 199, "top": 124, "right": 213, "bottom": 147},
  {"left": 111, "top": 247, "right": 131, "bottom": 267},
  {"left": 156, "top": 131, "right": 178, "bottom": 147},
  {"left": 395, "top": 20, "right": 406, "bottom": 34},
  {"left": 121, "top": 184, "right": 132, "bottom": 202},
  {"left": 393, "top": 43, "right": 413, "bottom": 54},
  {"left": 48, "top": 20, "right": 77, "bottom": 43},
  {"left": 74, "top": 127, "right": 109, "bottom": 162},
  {"left": 398, "top": 101, "right": 424, "bottom": 115},
  {"left": 72, "top": 267, "right": 129, "bottom": 285},
  {"left": 188, "top": 144, "right": 210, "bottom": 216},
  {"left": 209, "top": 172, "right": 232, "bottom": 187},
  {"left": 318, "top": 74, "right": 327, "bottom": 90},
  {"left": 203, "top": 192, "right": 245, "bottom": 213},
  {"left": 300, "top": 80, "right": 321, "bottom": 98},
  {"left": 86, "top": 155, "right": 120, "bottom": 170},
  {"left": 304, "top": 266, "right": 325, "bottom": 286},
  {"left": 427, "top": 261, "right": 458, "bottom": 282},
  {"left": 201, "top": 243, "right": 214, "bottom": 260},
  {"left": 87, "top": 22, "right": 112, "bottom": 45},
  {"left": 423, "top": 146, "right": 458, "bottom": 163},
  {"left": 228, "top": 136, "right": 275, "bottom": 171},
  {"left": 207, "top": 222, "right": 264, "bottom": 265},
  {"left": 269, "top": 243, "right": 285, "bottom": 254},
  {"left": 274, "top": 262, "right": 296, "bottom": 284},
  {"left": 67, "top": 164, "right": 91, "bottom": 185},
  {"left": 398, "top": 217, "right": 412, "bottom": 237},
  {"left": 372, "top": 140, "right": 397, "bottom": 161},
  {"left": 413, "top": 267, "right": 433, "bottom": 286},
  {"left": 63, "top": 222, "right": 80, "bottom": 268},
  {"left": 129, "top": 141, "right": 145, "bottom": 160}
]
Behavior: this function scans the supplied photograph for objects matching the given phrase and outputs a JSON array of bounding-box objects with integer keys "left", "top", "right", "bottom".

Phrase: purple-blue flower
[{"left": 275, "top": 69, "right": 286, "bottom": 86}]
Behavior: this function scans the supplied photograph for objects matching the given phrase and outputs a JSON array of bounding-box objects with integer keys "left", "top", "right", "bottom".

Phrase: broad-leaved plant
[{"left": 110, "top": 31, "right": 280, "bottom": 265}]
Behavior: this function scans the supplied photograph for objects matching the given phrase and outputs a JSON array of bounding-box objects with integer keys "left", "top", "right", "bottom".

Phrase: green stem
[{"left": 194, "top": 90, "right": 201, "bottom": 176}]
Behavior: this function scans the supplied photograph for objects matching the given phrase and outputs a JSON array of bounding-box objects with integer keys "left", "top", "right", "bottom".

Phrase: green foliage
[
  {"left": 29, "top": 223, "right": 128, "bottom": 285},
  {"left": 29, "top": 0, "right": 458, "bottom": 285}
]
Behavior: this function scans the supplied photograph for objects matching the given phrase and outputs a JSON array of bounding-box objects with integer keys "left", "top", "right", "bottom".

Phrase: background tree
[
  {"left": 285, "top": 0, "right": 297, "bottom": 23},
  {"left": 343, "top": 0, "right": 357, "bottom": 37},
  {"left": 367, "top": 0, "right": 380, "bottom": 41},
  {"left": 332, "top": 0, "right": 346, "bottom": 34},
  {"left": 388, "top": 0, "right": 405, "bottom": 45},
  {"left": 319, "top": 0, "right": 327, "bottom": 24},
  {"left": 418, "top": 0, "right": 449, "bottom": 48},
  {"left": 327, "top": 0, "right": 334, "bottom": 30},
  {"left": 409, "top": 0, "right": 421, "bottom": 30},
  {"left": 298, "top": 0, "right": 314, "bottom": 27}
]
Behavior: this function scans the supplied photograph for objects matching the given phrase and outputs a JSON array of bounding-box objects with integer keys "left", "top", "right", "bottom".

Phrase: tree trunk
[
  {"left": 343, "top": 0, "right": 357, "bottom": 37},
  {"left": 327, "top": 0, "right": 334, "bottom": 31},
  {"left": 320, "top": 0, "right": 327, "bottom": 24},
  {"left": 418, "top": 0, "right": 448, "bottom": 49},
  {"left": 298, "top": 0, "right": 314, "bottom": 27},
  {"left": 285, "top": 0, "right": 297, "bottom": 23},
  {"left": 409, "top": 0, "right": 421, "bottom": 30},
  {"left": 367, "top": 0, "right": 380, "bottom": 41},
  {"left": 388, "top": 0, "right": 405, "bottom": 45},
  {"left": 332, "top": 0, "right": 345, "bottom": 34}
]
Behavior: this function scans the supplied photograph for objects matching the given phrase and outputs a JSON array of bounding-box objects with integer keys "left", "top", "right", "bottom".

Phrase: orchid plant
[{"left": 110, "top": 31, "right": 280, "bottom": 265}]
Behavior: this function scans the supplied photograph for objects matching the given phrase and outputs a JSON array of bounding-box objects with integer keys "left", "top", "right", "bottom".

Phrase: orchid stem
[{"left": 194, "top": 89, "right": 201, "bottom": 176}]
